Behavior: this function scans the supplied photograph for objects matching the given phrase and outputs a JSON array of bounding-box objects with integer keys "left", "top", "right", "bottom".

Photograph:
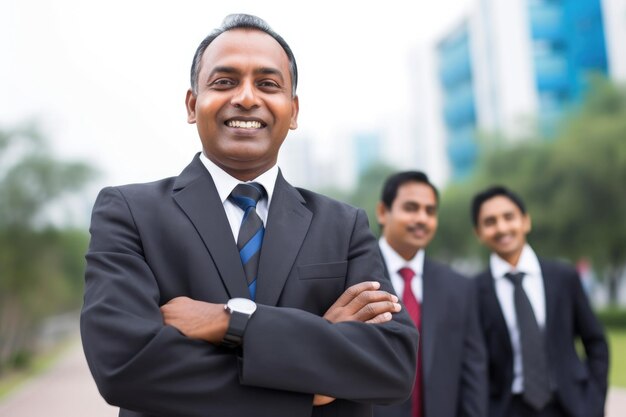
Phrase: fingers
[
  {"left": 352, "top": 300, "right": 401, "bottom": 323},
  {"left": 346, "top": 288, "right": 399, "bottom": 313},
  {"left": 330, "top": 281, "right": 381, "bottom": 308},
  {"left": 365, "top": 312, "right": 394, "bottom": 324},
  {"left": 313, "top": 394, "right": 336, "bottom": 406},
  {"left": 323, "top": 282, "right": 401, "bottom": 323}
]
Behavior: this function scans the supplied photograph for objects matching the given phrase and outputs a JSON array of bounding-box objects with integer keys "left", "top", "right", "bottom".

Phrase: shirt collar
[
  {"left": 199, "top": 152, "right": 278, "bottom": 206},
  {"left": 490, "top": 244, "right": 541, "bottom": 280},
  {"left": 379, "top": 237, "right": 425, "bottom": 277}
]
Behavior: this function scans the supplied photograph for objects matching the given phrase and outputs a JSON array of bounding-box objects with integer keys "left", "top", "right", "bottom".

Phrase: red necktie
[{"left": 398, "top": 267, "right": 422, "bottom": 417}]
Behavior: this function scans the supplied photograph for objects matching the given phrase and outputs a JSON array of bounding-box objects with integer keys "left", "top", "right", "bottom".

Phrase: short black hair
[
  {"left": 470, "top": 185, "right": 527, "bottom": 226},
  {"left": 190, "top": 14, "right": 298, "bottom": 97},
  {"left": 380, "top": 171, "right": 439, "bottom": 209}
]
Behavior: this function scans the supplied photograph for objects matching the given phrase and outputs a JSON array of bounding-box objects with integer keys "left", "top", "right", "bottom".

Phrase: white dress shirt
[
  {"left": 378, "top": 238, "right": 424, "bottom": 302},
  {"left": 490, "top": 244, "right": 546, "bottom": 394},
  {"left": 199, "top": 153, "right": 278, "bottom": 241}
]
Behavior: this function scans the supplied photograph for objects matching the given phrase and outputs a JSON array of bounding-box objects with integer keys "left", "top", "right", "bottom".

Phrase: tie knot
[
  {"left": 505, "top": 271, "right": 526, "bottom": 286},
  {"left": 229, "top": 183, "right": 265, "bottom": 211},
  {"left": 398, "top": 267, "right": 416, "bottom": 284}
]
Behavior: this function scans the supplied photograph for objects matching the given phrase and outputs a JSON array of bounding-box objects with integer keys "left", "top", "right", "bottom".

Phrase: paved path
[
  {"left": 0, "top": 340, "right": 624, "bottom": 416},
  {"left": 0, "top": 340, "right": 117, "bottom": 417},
  {"left": 606, "top": 387, "right": 626, "bottom": 417}
]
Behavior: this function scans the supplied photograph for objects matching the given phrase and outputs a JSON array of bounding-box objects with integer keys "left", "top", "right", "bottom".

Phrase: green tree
[
  {"left": 0, "top": 122, "right": 97, "bottom": 372},
  {"left": 314, "top": 163, "right": 396, "bottom": 235},
  {"left": 428, "top": 181, "right": 482, "bottom": 263},
  {"left": 532, "top": 77, "right": 626, "bottom": 304},
  {"left": 348, "top": 163, "right": 396, "bottom": 235},
  {"left": 434, "top": 76, "right": 626, "bottom": 303}
]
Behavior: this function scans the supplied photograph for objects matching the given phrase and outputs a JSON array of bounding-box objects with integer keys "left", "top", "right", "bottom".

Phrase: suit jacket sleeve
[
  {"left": 239, "top": 208, "right": 418, "bottom": 402},
  {"left": 81, "top": 187, "right": 418, "bottom": 416},
  {"left": 570, "top": 266, "right": 609, "bottom": 416},
  {"left": 82, "top": 187, "right": 305, "bottom": 416},
  {"left": 458, "top": 279, "right": 488, "bottom": 417}
]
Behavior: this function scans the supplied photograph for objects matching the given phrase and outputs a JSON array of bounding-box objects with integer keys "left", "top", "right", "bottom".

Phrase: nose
[
  {"left": 231, "top": 80, "right": 260, "bottom": 110},
  {"left": 414, "top": 208, "right": 428, "bottom": 223},
  {"left": 494, "top": 218, "right": 507, "bottom": 234}
]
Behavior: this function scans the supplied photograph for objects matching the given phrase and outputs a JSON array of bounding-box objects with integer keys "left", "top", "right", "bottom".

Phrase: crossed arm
[
  {"left": 82, "top": 187, "right": 417, "bottom": 415},
  {"left": 161, "top": 281, "right": 400, "bottom": 343},
  {"left": 160, "top": 281, "right": 402, "bottom": 406}
]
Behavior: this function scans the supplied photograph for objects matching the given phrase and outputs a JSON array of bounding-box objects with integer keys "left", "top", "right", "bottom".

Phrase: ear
[
  {"left": 185, "top": 89, "right": 197, "bottom": 124},
  {"left": 375, "top": 202, "right": 388, "bottom": 227},
  {"left": 289, "top": 95, "right": 299, "bottom": 130},
  {"left": 523, "top": 214, "right": 532, "bottom": 234}
]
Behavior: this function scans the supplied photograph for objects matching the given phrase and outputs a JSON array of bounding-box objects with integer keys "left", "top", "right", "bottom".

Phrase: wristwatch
[{"left": 222, "top": 298, "right": 257, "bottom": 348}]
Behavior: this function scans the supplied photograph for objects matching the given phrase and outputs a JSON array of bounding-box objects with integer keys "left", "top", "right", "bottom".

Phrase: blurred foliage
[
  {"left": 433, "top": 76, "right": 626, "bottom": 303},
  {"left": 0, "top": 121, "right": 96, "bottom": 375},
  {"left": 330, "top": 76, "right": 625, "bottom": 304},
  {"left": 596, "top": 308, "right": 626, "bottom": 330},
  {"left": 349, "top": 164, "right": 396, "bottom": 235},
  {"left": 318, "top": 163, "right": 396, "bottom": 236}
]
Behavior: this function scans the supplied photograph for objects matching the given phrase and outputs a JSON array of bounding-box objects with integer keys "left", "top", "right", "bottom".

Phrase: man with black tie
[
  {"left": 80, "top": 14, "right": 417, "bottom": 417},
  {"left": 372, "top": 171, "right": 487, "bottom": 417},
  {"left": 471, "top": 185, "right": 609, "bottom": 417}
]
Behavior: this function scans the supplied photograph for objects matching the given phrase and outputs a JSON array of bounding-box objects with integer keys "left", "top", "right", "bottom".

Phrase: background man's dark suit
[
  {"left": 373, "top": 258, "right": 487, "bottom": 417},
  {"left": 81, "top": 155, "right": 418, "bottom": 417},
  {"left": 476, "top": 259, "right": 609, "bottom": 417}
]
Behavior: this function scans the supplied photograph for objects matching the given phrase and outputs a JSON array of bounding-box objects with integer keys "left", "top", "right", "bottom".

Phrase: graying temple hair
[{"left": 190, "top": 14, "right": 298, "bottom": 97}]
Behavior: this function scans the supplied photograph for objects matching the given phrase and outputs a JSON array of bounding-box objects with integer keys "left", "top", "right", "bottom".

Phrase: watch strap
[{"left": 221, "top": 310, "right": 250, "bottom": 348}]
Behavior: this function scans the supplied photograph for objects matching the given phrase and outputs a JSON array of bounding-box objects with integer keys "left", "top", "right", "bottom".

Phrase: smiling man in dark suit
[
  {"left": 80, "top": 14, "right": 417, "bottom": 417},
  {"left": 372, "top": 171, "right": 487, "bottom": 417},
  {"left": 471, "top": 185, "right": 609, "bottom": 417}
]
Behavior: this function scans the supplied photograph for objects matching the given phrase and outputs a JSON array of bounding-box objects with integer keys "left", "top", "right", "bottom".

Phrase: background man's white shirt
[
  {"left": 490, "top": 244, "right": 546, "bottom": 393},
  {"left": 378, "top": 237, "right": 424, "bottom": 302}
]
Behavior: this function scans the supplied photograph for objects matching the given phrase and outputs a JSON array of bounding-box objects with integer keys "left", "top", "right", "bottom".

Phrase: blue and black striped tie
[{"left": 229, "top": 183, "right": 265, "bottom": 300}]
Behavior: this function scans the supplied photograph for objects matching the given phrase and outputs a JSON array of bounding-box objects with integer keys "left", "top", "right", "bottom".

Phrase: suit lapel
[
  {"left": 421, "top": 258, "right": 443, "bottom": 380},
  {"left": 255, "top": 171, "right": 312, "bottom": 306},
  {"left": 172, "top": 155, "right": 249, "bottom": 299},
  {"left": 539, "top": 260, "right": 558, "bottom": 337}
]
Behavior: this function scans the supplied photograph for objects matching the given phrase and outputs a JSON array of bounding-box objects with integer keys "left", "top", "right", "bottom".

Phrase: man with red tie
[{"left": 373, "top": 171, "right": 487, "bottom": 417}]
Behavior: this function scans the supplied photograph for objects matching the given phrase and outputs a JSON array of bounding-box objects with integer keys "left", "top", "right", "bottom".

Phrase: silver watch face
[{"left": 227, "top": 298, "right": 257, "bottom": 315}]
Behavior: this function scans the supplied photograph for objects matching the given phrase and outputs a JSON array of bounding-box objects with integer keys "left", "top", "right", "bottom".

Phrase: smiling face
[
  {"left": 185, "top": 28, "right": 299, "bottom": 180},
  {"left": 474, "top": 195, "right": 531, "bottom": 266},
  {"left": 376, "top": 181, "right": 438, "bottom": 260}
]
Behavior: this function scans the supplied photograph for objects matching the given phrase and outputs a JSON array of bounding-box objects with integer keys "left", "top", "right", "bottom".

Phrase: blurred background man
[
  {"left": 373, "top": 171, "right": 487, "bottom": 417},
  {"left": 471, "top": 185, "right": 609, "bottom": 417}
]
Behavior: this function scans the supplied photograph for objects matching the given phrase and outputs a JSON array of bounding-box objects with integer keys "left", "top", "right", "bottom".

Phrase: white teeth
[{"left": 227, "top": 120, "right": 262, "bottom": 129}]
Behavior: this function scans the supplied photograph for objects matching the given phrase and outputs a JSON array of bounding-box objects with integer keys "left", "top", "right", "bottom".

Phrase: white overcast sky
[{"left": 1, "top": 0, "right": 469, "bottom": 191}]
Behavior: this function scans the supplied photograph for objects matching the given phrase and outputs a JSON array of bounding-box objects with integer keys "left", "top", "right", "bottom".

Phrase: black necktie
[
  {"left": 229, "top": 183, "right": 265, "bottom": 300},
  {"left": 504, "top": 271, "right": 552, "bottom": 410}
]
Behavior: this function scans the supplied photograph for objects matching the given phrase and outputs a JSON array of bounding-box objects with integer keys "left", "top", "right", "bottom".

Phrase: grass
[
  {"left": 0, "top": 337, "right": 76, "bottom": 400},
  {"left": 609, "top": 329, "right": 626, "bottom": 388}
]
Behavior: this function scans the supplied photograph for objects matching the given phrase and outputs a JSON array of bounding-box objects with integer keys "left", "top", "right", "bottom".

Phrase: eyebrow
[
  {"left": 207, "top": 66, "right": 285, "bottom": 82},
  {"left": 481, "top": 215, "right": 496, "bottom": 223}
]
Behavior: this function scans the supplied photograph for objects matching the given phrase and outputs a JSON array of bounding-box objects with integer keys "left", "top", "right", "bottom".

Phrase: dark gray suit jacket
[
  {"left": 80, "top": 155, "right": 418, "bottom": 417},
  {"left": 476, "top": 259, "right": 609, "bottom": 417},
  {"left": 373, "top": 257, "right": 488, "bottom": 417}
]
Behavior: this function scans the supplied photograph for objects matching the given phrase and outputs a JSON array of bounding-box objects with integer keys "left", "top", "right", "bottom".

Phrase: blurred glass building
[
  {"left": 353, "top": 132, "right": 382, "bottom": 177},
  {"left": 438, "top": 21, "right": 478, "bottom": 179},
  {"left": 436, "top": 0, "right": 622, "bottom": 180}
]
